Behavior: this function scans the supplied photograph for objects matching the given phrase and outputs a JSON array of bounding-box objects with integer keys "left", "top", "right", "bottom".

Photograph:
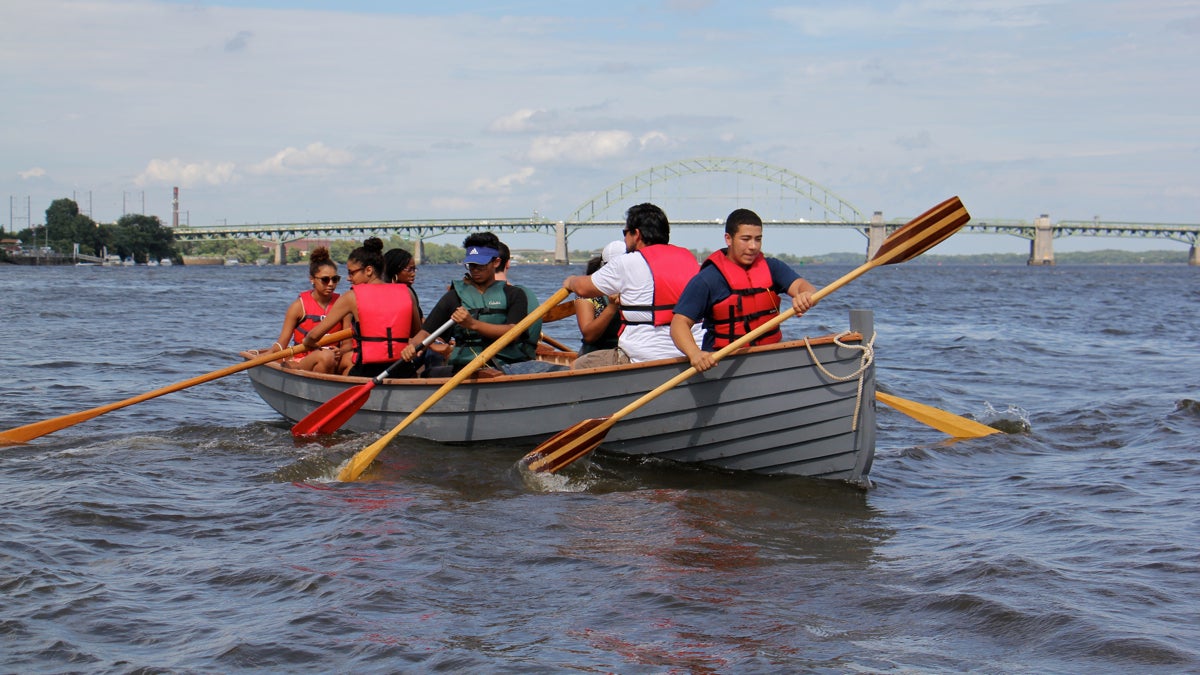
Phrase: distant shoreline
[{"left": 3, "top": 248, "right": 1193, "bottom": 267}]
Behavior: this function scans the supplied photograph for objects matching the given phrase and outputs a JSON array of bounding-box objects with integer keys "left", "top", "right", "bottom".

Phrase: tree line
[{"left": 5, "top": 198, "right": 177, "bottom": 263}]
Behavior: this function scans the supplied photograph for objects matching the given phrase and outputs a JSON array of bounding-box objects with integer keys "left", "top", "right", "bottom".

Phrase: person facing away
[
  {"left": 400, "top": 232, "right": 532, "bottom": 374},
  {"left": 671, "top": 208, "right": 818, "bottom": 373},
  {"left": 564, "top": 203, "right": 703, "bottom": 369},
  {"left": 574, "top": 246, "right": 622, "bottom": 355},
  {"left": 302, "top": 237, "right": 423, "bottom": 378},
  {"left": 267, "top": 246, "right": 343, "bottom": 373}
]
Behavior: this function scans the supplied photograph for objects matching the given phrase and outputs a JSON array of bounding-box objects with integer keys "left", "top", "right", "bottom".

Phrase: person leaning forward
[
  {"left": 400, "top": 232, "right": 533, "bottom": 375},
  {"left": 565, "top": 203, "right": 703, "bottom": 369},
  {"left": 670, "top": 208, "right": 817, "bottom": 373}
]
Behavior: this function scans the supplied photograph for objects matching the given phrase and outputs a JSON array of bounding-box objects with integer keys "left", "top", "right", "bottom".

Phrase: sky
[{"left": 2, "top": 0, "right": 1198, "bottom": 256}]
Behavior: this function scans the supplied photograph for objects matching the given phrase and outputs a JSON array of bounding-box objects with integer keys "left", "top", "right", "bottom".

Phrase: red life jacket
[
  {"left": 620, "top": 244, "right": 699, "bottom": 329},
  {"left": 291, "top": 291, "right": 339, "bottom": 346},
  {"left": 351, "top": 283, "right": 415, "bottom": 364},
  {"left": 704, "top": 249, "right": 782, "bottom": 348}
]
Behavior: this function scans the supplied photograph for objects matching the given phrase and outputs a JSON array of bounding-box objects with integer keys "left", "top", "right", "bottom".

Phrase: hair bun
[
  {"left": 309, "top": 246, "right": 331, "bottom": 264},
  {"left": 363, "top": 237, "right": 384, "bottom": 253}
]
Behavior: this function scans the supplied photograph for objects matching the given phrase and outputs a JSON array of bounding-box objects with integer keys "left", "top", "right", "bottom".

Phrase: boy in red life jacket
[{"left": 671, "top": 208, "right": 817, "bottom": 373}]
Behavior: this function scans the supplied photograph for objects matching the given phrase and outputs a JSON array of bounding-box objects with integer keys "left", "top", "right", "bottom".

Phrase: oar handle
[{"left": 373, "top": 318, "right": 457, "bottom": 383}]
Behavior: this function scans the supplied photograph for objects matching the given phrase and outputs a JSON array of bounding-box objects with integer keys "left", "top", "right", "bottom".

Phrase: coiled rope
[{"left": 803, "top": 331, "right": 876, "bottom": 431}]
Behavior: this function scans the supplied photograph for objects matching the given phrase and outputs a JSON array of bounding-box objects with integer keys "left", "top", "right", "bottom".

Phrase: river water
[{"left": 1, "top": 260, "right": 1197, "bottom": 673}]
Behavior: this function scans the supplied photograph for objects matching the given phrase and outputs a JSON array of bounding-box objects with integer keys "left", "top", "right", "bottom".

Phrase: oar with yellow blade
[
  {"left": 337, "top": 288, "right": 571, "bottom": 482},
  {"left": 0, "top": 328, "right": 353, "bottom": 445},
  {"left": 524, "top": 196, "right": 972, "bottom": 474},
  {"left": 876, "top": 391, "right": 999, "bottom": 438}
]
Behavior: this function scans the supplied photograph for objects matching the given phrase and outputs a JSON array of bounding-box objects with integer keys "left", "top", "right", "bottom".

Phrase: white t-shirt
[{"left": 590, "top": 251, "right": 703, "bottom": 363}]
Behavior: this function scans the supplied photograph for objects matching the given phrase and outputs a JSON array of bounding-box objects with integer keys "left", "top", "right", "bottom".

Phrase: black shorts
[{"left": 348, "top": 360, "right": 418, "bottom": 379}]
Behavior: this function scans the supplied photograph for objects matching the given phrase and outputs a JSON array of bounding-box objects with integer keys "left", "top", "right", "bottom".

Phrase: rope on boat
[{"left": 803, "top": 331, "right": 876, "bottom": 431}]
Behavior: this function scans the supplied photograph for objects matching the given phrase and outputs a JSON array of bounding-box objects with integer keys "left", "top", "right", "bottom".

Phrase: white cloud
[
  {"left": 246, "top": 142, "right": 354, "bottom": 176},
  {"left": 489, "top": 109, "right": 547, "bottom": 133},
  {"left": 524, "top": 130, "right": 672, "bottom": 163},
  {"left": 638, "top": 131, "right": 671, "bottom": 151},
  {"left": 18, "top": 168, "right": 46, "bottom": 179},
  {"left": 470, "top": 167, "right": 536, "bottom": 194},
  {"left": 526, "top": 131, "right": 631, "bottom": 163},
  {"left": 134, "top": 159, "right": 237, "bottom": 187}
]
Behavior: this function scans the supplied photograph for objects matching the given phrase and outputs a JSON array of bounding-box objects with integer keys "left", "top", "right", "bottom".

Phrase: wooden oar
[
  {"left": 877, "top": 391, "right": 999, "bottom": 438},
  {"left": 524, "top": 195, "right": 971, "bottom": 473},
  {"left": 539, "top": 333, "right": 574, "bottom": 353},
  {"left": 337, "top": 287, "right": 572, "bottom": 482},
  {"left": 0, "top": 328, "right": 353, "bottom": 445},
  {"left": 291, "top": 319, "right": 456, "bottom": 437},
  {"left": 543, "top": 300, "right": 578, "bottom": 323}
]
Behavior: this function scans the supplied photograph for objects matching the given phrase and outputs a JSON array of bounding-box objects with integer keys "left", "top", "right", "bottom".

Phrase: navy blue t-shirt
[{"left": 674, "top": 256, "right": 801, "bottom": 350}]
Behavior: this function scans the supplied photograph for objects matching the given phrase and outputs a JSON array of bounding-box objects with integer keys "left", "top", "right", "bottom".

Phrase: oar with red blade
[{"left": 291, "top": 318, "right": 455, "bottom": 437}]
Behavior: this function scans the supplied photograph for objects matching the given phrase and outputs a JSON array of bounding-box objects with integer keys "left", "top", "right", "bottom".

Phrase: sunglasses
[{"left": 315, "top": 275, "right": 341, "bottom": 284}]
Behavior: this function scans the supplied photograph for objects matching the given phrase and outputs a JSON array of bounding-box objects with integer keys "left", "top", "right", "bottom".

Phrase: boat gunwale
[{"left": 239, "top": 331, "right": 865, "bottom": 386}]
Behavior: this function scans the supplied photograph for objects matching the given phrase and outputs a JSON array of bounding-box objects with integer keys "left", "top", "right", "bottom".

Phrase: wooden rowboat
[{"left": 244, "top": 309, "right": 877, "bottom": 486}]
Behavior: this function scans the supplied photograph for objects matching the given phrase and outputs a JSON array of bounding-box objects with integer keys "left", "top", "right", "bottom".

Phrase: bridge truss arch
[{"left": 568, "top": 157, "right": 866, "bottom": 228}]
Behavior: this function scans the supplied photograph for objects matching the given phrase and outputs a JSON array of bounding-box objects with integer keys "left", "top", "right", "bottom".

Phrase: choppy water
[{"left": 1, "top": 260, "right": 1197, "bottom": 673}]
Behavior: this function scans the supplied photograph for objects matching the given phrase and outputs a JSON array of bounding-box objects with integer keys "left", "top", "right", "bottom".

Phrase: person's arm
[
  {"left": 785, "top": 277, "right": 817, "bottom": 315},
  {"left": 671, "top": 313, "right": 716, "bottom": 373},
  {"left": 408, "top": 288, "right": 423, "bottom": 335},
  {"left": 271, "top": 298, "right": 304, "bottom": 352},
  {"left": 564, "top": 274, "right": 602, "bottom": 298},
  {"left": 769, "top": 258, "right": 816, "bottom": 315},
  {"left": 453, "top": 285, "right": 527, "bottom": 340},
  {"left": 575, "top": 297, "right": 619, "bottom": 343},
  {"left": 671, "top": 275, "right": 716, "bottom": 372},
  {"left": 302, "top": 292, "right": 355, "bottom": 350},
  {"left": 402, "top": 290, "right": 455, "bottom": 360}
]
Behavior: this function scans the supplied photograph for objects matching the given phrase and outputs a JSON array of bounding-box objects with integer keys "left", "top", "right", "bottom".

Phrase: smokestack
[{"left": 172, "top": 187, "right": 179, "bottom": 228}]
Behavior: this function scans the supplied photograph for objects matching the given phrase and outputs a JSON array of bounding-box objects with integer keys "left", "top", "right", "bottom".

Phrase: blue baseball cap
[{"left": 463, "top": 246, "right": 499, "bottom": 264}]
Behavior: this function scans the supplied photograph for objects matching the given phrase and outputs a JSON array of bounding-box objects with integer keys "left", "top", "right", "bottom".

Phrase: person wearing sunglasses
[
  {"left": 564, "top": 203, "right": 703, "bottom": 369},
  {"left": 267, "top": 246, "right": 343, "bottom": 373},
  {"left": 303, "top": 237, "right": 423, "bottom": 378}
]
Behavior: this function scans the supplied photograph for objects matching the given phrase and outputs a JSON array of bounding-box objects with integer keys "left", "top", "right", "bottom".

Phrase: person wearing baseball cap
[{"left": 401, "top": 232, "right": 534, "bottom": 374}]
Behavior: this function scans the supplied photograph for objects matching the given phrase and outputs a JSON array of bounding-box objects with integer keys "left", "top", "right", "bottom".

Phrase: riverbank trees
[{"left": 8, "top": 198, "right": 178, "bottom": 263}]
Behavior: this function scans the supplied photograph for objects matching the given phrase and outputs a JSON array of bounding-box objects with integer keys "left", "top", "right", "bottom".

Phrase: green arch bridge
[{"left": 173, "top": 157, "right": 1200, "bottom": 265}]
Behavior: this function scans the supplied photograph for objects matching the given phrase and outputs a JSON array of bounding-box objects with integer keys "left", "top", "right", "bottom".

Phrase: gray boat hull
[{"left": 246, "top": 310, "right": 876, "bottom": 485}]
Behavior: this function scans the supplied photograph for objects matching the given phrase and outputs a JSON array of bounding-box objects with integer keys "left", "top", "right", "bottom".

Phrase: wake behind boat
[{"left": 244, "top": 309, "right": 877, "bottom": 486}]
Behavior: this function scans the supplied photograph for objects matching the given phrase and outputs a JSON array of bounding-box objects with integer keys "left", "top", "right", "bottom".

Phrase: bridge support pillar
[
  {"left": 554, "top": 221, "right": 569, "bottom": 264},
  {"left": 1028, "top": 214, "right": 1055, "bottom": 265},
  {"left": 866, "top": 211, "right": 886, "bottom": 260},
  {"left": 1190, "top": 244, "right": 1198, "bottom": 266},
  {"left": 414, "top": 239, "right": 425, "bottom": 265},
  {"left": 274, "top": 240, "right": 285, "bottom": 265}
]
